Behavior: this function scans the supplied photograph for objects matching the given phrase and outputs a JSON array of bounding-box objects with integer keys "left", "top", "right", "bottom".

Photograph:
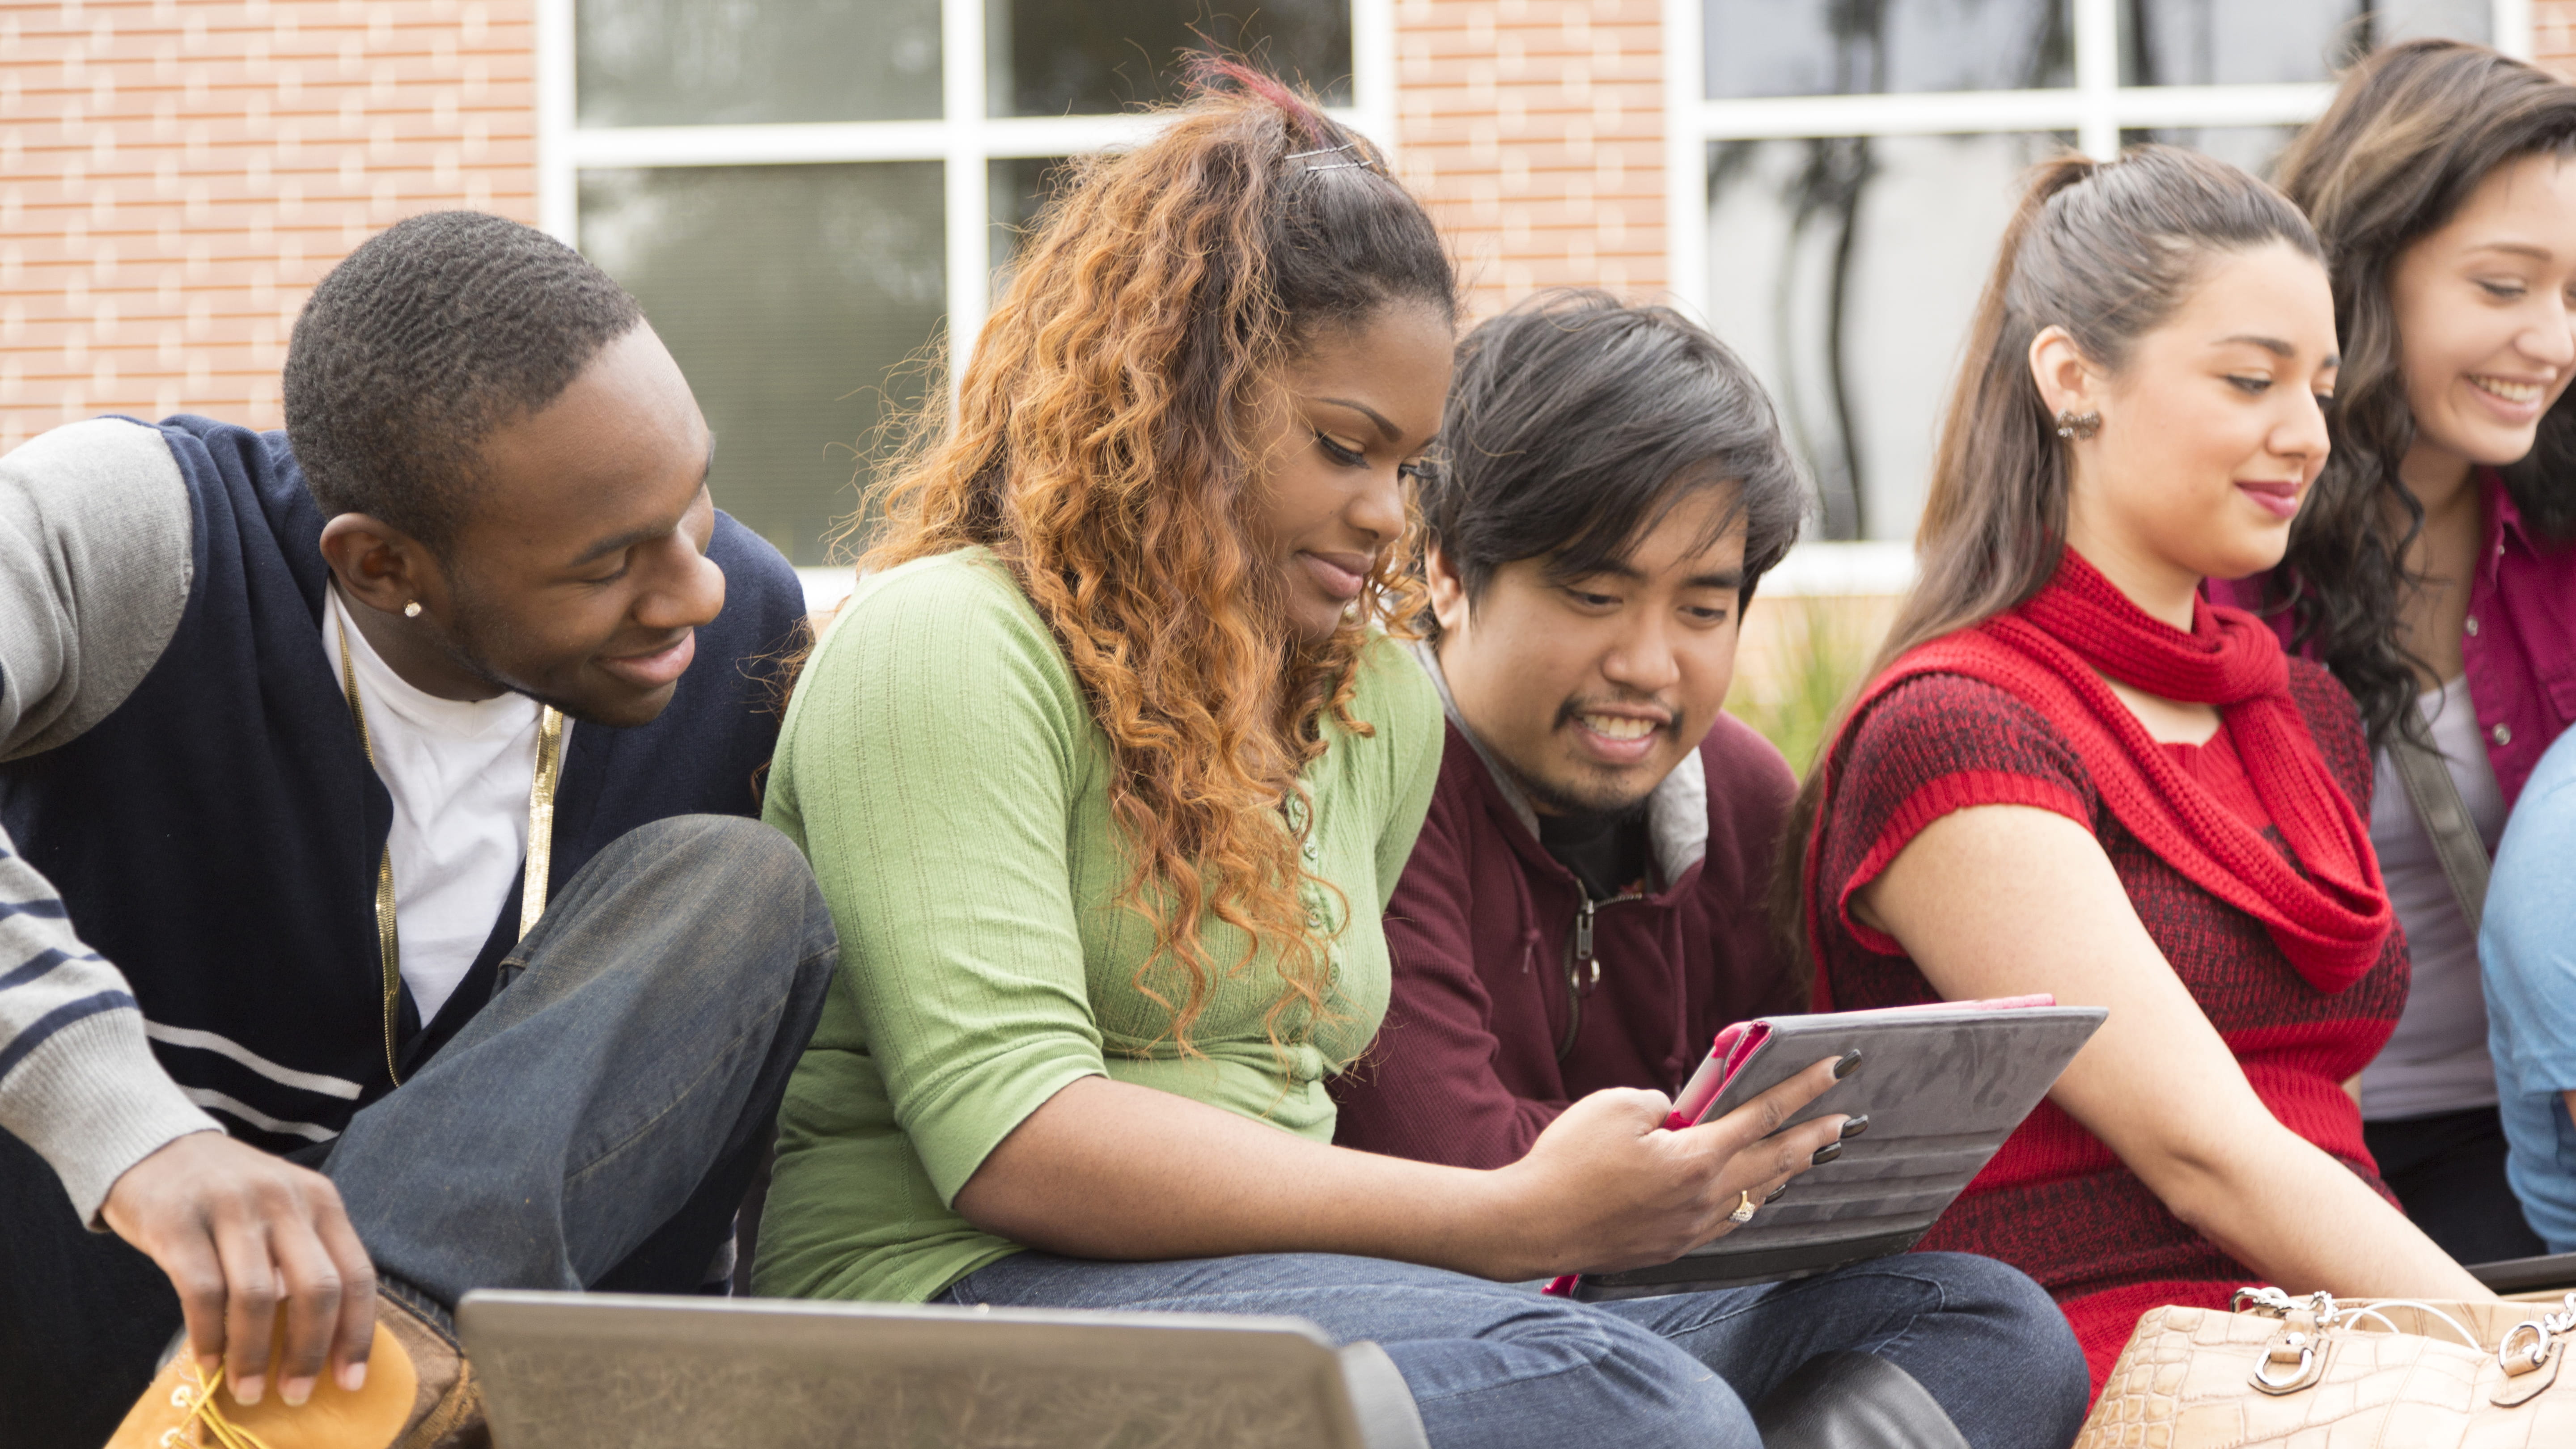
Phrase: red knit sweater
[{"left": 1811, "top": 664, "right": 2407, "bottom": 1394}]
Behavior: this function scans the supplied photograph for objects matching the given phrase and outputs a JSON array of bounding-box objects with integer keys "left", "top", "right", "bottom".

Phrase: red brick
[
  {"left": 2541, "top": 3, "right": 2576, "bottom": 81},
  {"left": 1395, "top": 0, "right": 1666, "bottom": 318},
  {"left": 0, "top": 0, "right": 536, "bottom": 449}
]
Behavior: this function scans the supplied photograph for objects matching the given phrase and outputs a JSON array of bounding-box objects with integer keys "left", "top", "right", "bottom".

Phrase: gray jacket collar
[{"left": 1408, "top": 638, "right": 1710, "bottom": 891}]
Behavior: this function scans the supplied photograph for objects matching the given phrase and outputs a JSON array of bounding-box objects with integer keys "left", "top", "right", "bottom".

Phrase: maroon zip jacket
[{"left": 1329, "top": 678, "right": 1803, "bottom": 1169}]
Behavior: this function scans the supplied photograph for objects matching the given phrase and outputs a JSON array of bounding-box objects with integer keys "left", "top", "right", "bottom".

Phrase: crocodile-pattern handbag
[{"left": 2076, "top": 1288, "right": 2576, "bottom": 1448}]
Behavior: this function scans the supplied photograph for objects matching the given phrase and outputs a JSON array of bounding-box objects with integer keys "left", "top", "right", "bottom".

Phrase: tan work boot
[{"left": 106, "top": 1288, "right": 485, "bottom": 1449}]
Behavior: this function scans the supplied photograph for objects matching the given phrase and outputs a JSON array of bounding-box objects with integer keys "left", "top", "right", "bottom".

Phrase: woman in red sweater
[{"left": 1796, "top": 144, "right": 2492, "bottom": 1397}]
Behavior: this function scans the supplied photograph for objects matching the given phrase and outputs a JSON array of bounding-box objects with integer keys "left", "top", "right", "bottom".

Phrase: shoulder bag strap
[{"left": 2387, "top": 731, "right": 2491, "bottom": 938}]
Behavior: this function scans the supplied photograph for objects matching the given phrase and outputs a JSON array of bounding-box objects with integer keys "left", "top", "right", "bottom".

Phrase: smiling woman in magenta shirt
[{"left": 2210, "top": 41, "right": 2576, "bottom": 1263}]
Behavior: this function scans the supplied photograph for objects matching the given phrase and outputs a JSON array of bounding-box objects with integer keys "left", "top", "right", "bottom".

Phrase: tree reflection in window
[
  {"left": 1710, "top": 133, "right": 2063, "bottom": 542},
  {"left": 2120, "top": 0, "right": 2487, "bottom": 87},
  {"left": 1706, "top": 0, "right": 2069, "bottom": 99},
  {"left": 1704, "top": 1, "right": 2066, "bottom": 539},
  {"left": 990, "top": 0, "right": 1351, "bottom": 117}
]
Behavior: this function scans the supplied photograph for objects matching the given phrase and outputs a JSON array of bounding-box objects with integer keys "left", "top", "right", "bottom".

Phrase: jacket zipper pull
[{"left": 1573, "top": 893, "right": 1599, "bottom": 993}]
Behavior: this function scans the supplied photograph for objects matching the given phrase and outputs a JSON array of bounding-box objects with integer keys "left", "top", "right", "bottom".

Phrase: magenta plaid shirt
[{"left": 2212, "top": 468, "right": 2576, "bottom": 808}]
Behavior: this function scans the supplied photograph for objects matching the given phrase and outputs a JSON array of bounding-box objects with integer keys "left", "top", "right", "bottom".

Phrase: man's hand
[{"left": 100, "top": 1132, "right": 377, "bottom": 1407}]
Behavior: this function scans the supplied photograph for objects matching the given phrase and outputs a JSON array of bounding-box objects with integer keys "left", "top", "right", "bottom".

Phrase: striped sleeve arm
[{"left": 0, "top": 418, "right": 219, "bottom": 1225}]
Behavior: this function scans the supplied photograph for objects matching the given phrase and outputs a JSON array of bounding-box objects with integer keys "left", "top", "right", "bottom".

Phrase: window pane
[
  {"left": 577, "top": 0, "right": 942, "bottom": 126},
  {"left": 1705, "top": 133, "right": 2066, "bottom": 541},
  {"left": 1704, "top": 0, "right": 2072, "bottom": 100},
  {"left": 2122, "top": 0, "right": 2488, "bottom": 86},
  {"left": 989, "top": 156, "right": 1080, "bottom": 276},
  {"left": 579, "top": 164, "right": 946, "bottom": 566},
  {"left": 2120, "top": 126, "right": 2300, "bottom": 182},
  {"left": 989, "top": 0, "right": 1352, "bottom": 118}
]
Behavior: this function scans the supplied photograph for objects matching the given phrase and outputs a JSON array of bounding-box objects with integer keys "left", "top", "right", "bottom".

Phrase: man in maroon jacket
[{"left": 1332, "top": 290, "right": 1810, "bottom": 1169}]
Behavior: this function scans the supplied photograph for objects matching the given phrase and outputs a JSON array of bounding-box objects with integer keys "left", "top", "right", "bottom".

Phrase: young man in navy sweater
[
  {"left": 1332, "top": 290, "right": 1808, "bottom": 1170},
  {"left": 0, "top": 213, "right": 834, "bottom": 1448}
]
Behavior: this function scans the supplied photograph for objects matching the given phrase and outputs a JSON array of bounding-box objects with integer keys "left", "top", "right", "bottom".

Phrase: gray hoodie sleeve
[{"left": 0, "top": 418, "right": 222, "bottom": 1224}]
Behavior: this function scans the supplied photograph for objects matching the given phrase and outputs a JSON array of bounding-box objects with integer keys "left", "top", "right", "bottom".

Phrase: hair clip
[{"left": 1285, "top": 139, "right": 1384, "bottom": 176}]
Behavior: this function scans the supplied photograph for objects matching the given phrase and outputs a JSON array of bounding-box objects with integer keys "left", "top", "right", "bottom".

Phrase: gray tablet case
[
  {"left": 456, "top": 1289, "right": 1383, "bottom": 1449},
  {"left": 1568, "top": 1005, "right": 2107, "bottom": 1301},
  {"left": 2470, "top": 1251, "right": 2576, "bottom": 1297}
]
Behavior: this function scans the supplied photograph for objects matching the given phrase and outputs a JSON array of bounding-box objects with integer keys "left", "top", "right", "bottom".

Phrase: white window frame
[
  {"left": 535, "top": 0, "right": 1395, "bottom": 365},
  {"left": 1657, "top": 0, "right": 2530, "bottom": 589}
]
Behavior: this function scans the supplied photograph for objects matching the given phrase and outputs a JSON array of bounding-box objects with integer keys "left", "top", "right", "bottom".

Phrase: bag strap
[{"left": 2388, "top": 730, "right": 2491, "bottom": 937}]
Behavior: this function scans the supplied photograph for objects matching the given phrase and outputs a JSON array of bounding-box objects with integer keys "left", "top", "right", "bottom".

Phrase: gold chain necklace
[{"left": 336, "top": 612, "right": 566, "bottom": 1086}]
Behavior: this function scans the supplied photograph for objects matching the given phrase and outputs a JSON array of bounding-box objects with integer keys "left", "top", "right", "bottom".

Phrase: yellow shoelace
[{"left": 159, "top": 1362, "right": 275, "bottom": 1449}]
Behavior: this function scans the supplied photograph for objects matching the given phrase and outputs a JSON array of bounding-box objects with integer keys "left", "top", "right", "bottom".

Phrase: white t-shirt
[
  {"left": 2360, "top": 674, "right": 2507, "bottom": 1121},
  {"left": 322, "top": 587, "right": 568, "bottom": 1024}
]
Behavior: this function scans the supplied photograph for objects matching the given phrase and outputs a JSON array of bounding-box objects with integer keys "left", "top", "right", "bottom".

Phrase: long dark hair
[
  {"left": 1777, "top": 146, "right": 2320, "bottom": 955},
  {"left": 852, "top": 65, "right": 1455, "bottom": 1053},
  {"left": 2266, "top": 39, "right": 2576, "bottom": 747}
]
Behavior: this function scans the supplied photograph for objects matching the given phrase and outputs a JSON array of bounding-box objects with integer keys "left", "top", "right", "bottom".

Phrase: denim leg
[
  {"left": 323, "top": 815, "right": 836, "bottom": 1304},
  {"left": 939, "top": 1251, "right": 1761, "bottom": 1449},
  {"left": 1595, "top": 1252, "right": 2090, "bottom": 1449}
]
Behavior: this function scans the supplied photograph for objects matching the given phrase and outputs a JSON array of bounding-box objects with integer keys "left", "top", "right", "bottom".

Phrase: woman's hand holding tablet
[{"left": 1480, "top": 1055, "right": 1855, "bottom": 1282}]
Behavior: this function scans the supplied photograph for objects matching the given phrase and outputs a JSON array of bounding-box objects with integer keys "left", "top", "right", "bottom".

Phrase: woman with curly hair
[
  {"left": 750, "top": 68, "right": 2085, "bottom": 1449},
  {"left": 2212, "top": 39, "right": 2576, "bottom": 1263}
]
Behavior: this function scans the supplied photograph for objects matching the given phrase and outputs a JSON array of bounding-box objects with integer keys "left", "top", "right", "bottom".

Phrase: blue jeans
[
  {"left": 0, "top": 815, "right": 836, "bottom": 1449},
  {"left": 326, "top": 815, "right": 836, "bottom": 1301},
  {"left": 938, "top": 1249, "right": 2089, "bottom": 1449}
]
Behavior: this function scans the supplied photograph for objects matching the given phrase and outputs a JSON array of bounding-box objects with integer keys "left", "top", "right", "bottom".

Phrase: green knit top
[{"left": 751, "top": 547, "right": 1444, "bottom": 1303}]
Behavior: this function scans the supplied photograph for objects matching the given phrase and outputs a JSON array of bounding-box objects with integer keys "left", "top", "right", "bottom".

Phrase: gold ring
[{"left": 1729, "top": 1189, "right": 1758, "bottom": 1224}]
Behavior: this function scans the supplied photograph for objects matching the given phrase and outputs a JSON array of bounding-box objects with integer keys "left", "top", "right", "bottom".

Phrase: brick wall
[
  {"left": 1391, "top": 0, "right": 1665, "bottom": 318},
  {"left": 0, "top": 0, "right": 536, "bottom": 452},
  {"left": 7, "top": 5, "right": 2562, "bottom": 454},
  {"left": 2538, "top": 4, "right": 2576, "bottom": 79}
]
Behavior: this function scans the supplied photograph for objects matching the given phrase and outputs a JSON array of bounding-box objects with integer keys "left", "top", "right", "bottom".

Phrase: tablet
[
  {"left": 2469, "top": 1250, "right": 2576, "bottom": 1299},
  {"left": 1552, "top": 997, "right": 2106, "bottom": 1301}
]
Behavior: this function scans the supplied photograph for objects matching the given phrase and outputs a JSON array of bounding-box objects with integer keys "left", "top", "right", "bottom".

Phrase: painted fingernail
[
  {"left": 233, "top": 1373, "right": 264, "bottom": 1406},
  {"left": 281, "top": 1377, "right": 314, "bottom": 1407},
  {"left": 1764, "top": 1183, "right": 1789, "bottom": 1203},
  {"left": 1839, "top": 1114, "right": 1870, "bottom": 1140},
  {"left": 1811, "top": 1141, "right": 1843, "bottom": 1166},
  {"left": 338, "top": 1361, "right": 368, "bottom": 1393},
  {"left": 1834, "top": 1049, "right": 1863, "bottom": 1079}
]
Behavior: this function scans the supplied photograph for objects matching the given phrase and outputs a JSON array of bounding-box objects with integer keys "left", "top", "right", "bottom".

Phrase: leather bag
[{"left": 2076, "top": 1288, "right": 2576, "bottom": 1447}]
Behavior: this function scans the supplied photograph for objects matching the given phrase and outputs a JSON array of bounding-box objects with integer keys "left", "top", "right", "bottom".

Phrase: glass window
[
  {"left": 1704, "top": 0, "right": 2072, "bottom": 100},
  {"left": 988, "top": 0, "right": 1352, "bottom": 117},
  {"left": 579, "top": 163, "right": 946, "bottom": 565},
  {"left": 989, "top": 156, "right": 1079, "bottom": 276},
  {"left": 2120, "top": 0, "right": 2488, "bottom": 86},
  {"left": 576, "top": 0, "right": 943, "bottom": 127},
  {"left": 2120, "top": 126, "right": 2300, "bottom": 181},
  {"left": 1705, "top": 132, "right": 2066, "bottom": 541}
]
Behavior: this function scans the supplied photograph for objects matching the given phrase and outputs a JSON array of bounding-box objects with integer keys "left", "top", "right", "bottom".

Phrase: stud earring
[
  {"left": 2055, "top": 408, "right": 2102, "bottom": 441},
  {"left": 402, "top": 600, "right": 423, "bottom": 619}
]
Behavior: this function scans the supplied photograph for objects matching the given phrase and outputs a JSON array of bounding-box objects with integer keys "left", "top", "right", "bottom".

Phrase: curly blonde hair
[{"left": 856, "top": 67, "right": 1454, "bottom": 1052}]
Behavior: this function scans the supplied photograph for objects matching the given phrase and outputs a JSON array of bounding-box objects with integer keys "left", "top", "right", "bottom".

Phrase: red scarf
[{"left": 1810, "top": 551, "right": 2391, "bottom": 994}]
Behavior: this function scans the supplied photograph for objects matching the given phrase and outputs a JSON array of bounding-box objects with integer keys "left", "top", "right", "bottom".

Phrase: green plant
[{"left": 1727, "top": 596, "right": 1876, "bottom": 777}]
